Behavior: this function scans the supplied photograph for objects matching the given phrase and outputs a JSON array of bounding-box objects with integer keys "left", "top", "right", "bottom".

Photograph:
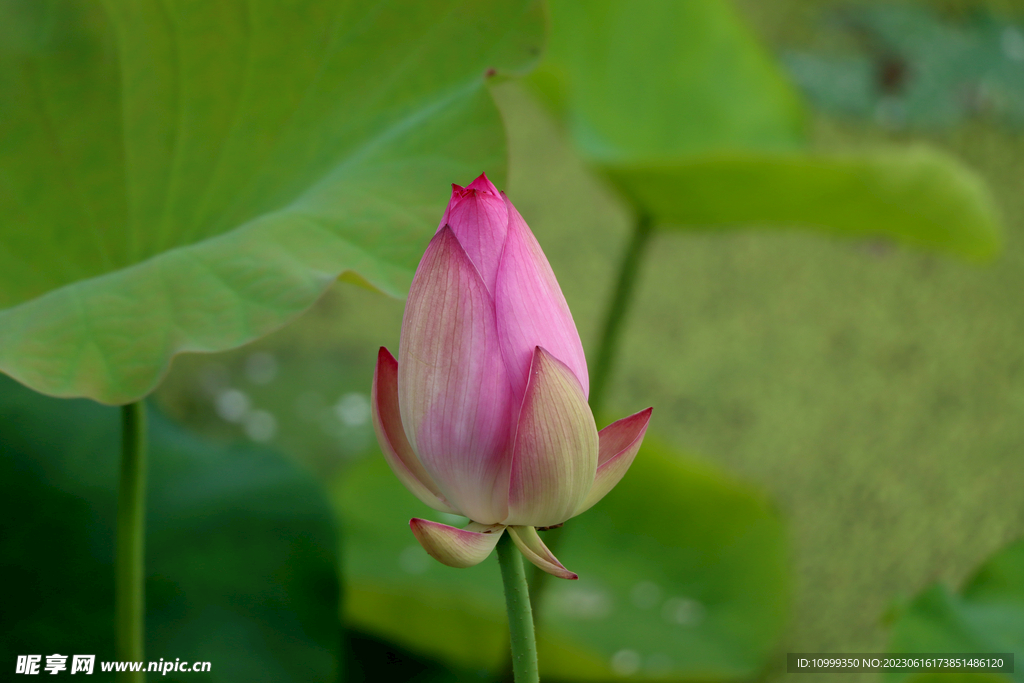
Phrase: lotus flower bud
[{"left": 372, "top": 173, "right": 651, "bottom": 579}]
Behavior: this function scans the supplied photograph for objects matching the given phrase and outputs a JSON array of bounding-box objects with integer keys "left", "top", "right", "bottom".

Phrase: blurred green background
[{"left": 3, "top": 0, "right": 1023, "bottom": 681}]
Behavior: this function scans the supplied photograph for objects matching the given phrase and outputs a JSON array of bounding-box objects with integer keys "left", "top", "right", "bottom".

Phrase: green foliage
[
  {"left": 605, "top": 146, "right": 1001, "bottom": 260},
  {"left": 529, "top": 0, "right": 805, "bottom": 160},
  {"left": 886, "top": 538, "right": 1024, "bottom": 683},
  {"left": 529, "top": 0, "right": 1001, "bottom": 259},
  {"left": 0, "top": 376, "right": 342, "bottom": 682},
  {"left": 784, "top": 6, "right": 1024, "bottom": 130},
  {"left": 0, "top": 0, "right": 543, "bottom": 405},
  {"left": 336, "top": 438, "right": 789, "bottom": 681}
]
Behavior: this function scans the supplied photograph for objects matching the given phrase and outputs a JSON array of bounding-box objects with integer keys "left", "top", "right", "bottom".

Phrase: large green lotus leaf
[
  {"left": 525, "top": 0, "right": 1001, "bottom": 259},
  {"left": 336, "top": 438, "right": 789, "bottom": 681},
  {"left": 604, "top": 146, "right": 1002, "bottom": 260},
  {"left": 0, "top": 0, "right": 543, "bottom": 405},
  {"left": 0, "top": 375, "right": 341, "bottom": 682},
  {"left": 885, "top": 538, "right": 1024, "bottom": 683},
  {"left": 527, "top": 0, "right": 805, "bottom": 162}
]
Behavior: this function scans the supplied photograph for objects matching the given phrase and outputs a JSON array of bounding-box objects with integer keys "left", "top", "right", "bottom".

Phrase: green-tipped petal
[
  {"left": 574, "top": 407, "right": 652, "bottom": 516},
  {"left": 372, "top": 347, "right": 458, "bottom": 514},
  {"left": 504, "top": 346, "right": 598, "bottom": 527},
  {"left": 508, "top": 525, "right": 578, "bottom": 580},
  {"left": 409, "top": 518, "right": 504, "bottom": 568}
]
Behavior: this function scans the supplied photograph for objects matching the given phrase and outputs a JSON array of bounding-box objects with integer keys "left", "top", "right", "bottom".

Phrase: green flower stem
[
  {"left": 589, "top": 212, "right": 654, "bottom": 415},
  {"left": 496, "top": 532, "right": 539, "bottom": 683},
  {"left": 497, "top": 212, "right": 656, "bottom": 681},
  {"left": 115, "top": 401, "right": 147, "bottom": 682},
  {"left": 513, "top": 212, "right": 655, "bottom": 678}
]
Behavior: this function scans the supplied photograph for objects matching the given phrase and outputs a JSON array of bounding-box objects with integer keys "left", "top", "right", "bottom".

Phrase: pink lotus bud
[{"left": 371, "top": 174, "right": 652, "bottom": 578}]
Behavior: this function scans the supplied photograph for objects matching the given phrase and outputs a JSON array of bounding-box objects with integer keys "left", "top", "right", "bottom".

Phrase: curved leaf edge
[
  {"left": 600, "top": 146, "right": 1003, "bottom": 262},
  {"left": 0, "top": 136, "right": 508, "bottom": 406}
]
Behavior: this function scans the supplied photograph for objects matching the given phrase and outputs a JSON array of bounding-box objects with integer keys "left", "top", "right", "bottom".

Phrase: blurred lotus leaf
[
  {"left": 784, "top": 6, "right": 1024, "bottom": 130},
  {"left": 886, "top": 537, "right": 1024, "bottom": 683},
  {"left": 0, "top": 0, "right": 543, "bottom": 405},
  {"left": 604, "top": 147, "right": 1000, "bottom": 259},
  {"left": 529, "top": 0, "right": 1001, "bottom": 260},
  {"left": 528, "top": 0, "right": 805, "bottom": 160},
  {"left": 0, "top": 376, "right": 342, "bottom": 682},
  {"left": 336, "top": 438, "right": 789, "bottom": 681}
]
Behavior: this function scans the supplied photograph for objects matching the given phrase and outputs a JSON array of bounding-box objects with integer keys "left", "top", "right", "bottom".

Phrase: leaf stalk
[
  {"left": 589, "top": 212, "right": 654, "bottom": 415},
  {"left": 115, "top": 401, "right": 147, "bottom": 682}
]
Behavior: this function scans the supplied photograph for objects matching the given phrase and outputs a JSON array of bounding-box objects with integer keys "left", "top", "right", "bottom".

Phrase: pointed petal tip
[
  {"left": 572, "top": 407, "right": 653, "bottom": 517},
  {"left": 627, "top": 406, "right": 654, "bottom": 431},
  {"left": 599, "top": 406, "right": 653, "bottom": 458},
  {"left": 439, "top": 186, "right": 469, "bottom": 232},
  {"left": 508, "top": 526, "right": 578, "bottom": 580},
  {"left": 468, "top": 172, "right": 499, "bottom": 194},
  {"left": 409, "top": 518, "right": 504, "bottom": 569}
]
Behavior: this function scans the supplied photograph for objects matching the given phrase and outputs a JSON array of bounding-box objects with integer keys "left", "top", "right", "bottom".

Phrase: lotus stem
[
  {"left": 518, "top": 211, "right": 655, "bottom": 671},
  {"left": 590, "top": 212, "right": 654, "bottom": 415},
  {"left": 496, "top": 532, "right": 539, "bottom": 683},
  {"left": 115, "top": 401, "right": 147, "bottom": 682}
]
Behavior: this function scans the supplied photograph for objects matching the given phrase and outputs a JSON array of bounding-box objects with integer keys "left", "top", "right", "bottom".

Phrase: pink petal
[
  {"left": 495, "top": 195, "right": 588, "bottom": 404},
  {"left": 573, "top": 407, "right": 653, "bottom": 516},
  {"left": 410, "top": 518, "right": 505, "bottom": 568},
  {"left": 436, "top": 173, "right": 507, "bottom": 293},
  {"left": 466, "top": 172, "right": 500, "bottom": 194},
  {"left": 371, "top": 347, "right": 457, "bottom": 514},
  {"left": 436, "top": 173, "right": 501, "bottom": 230},
  {"left": 507, "top": 526, "right": 578, "bottom": 580},
  {"left": 504, "top": 347, "right": 598, "bottom": 527},
  {"left": 436, "top": 183, "right": 465, "bottom": 233},
  {"left": 398, "top": 227, "right": 514, "bottom": 525}
]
